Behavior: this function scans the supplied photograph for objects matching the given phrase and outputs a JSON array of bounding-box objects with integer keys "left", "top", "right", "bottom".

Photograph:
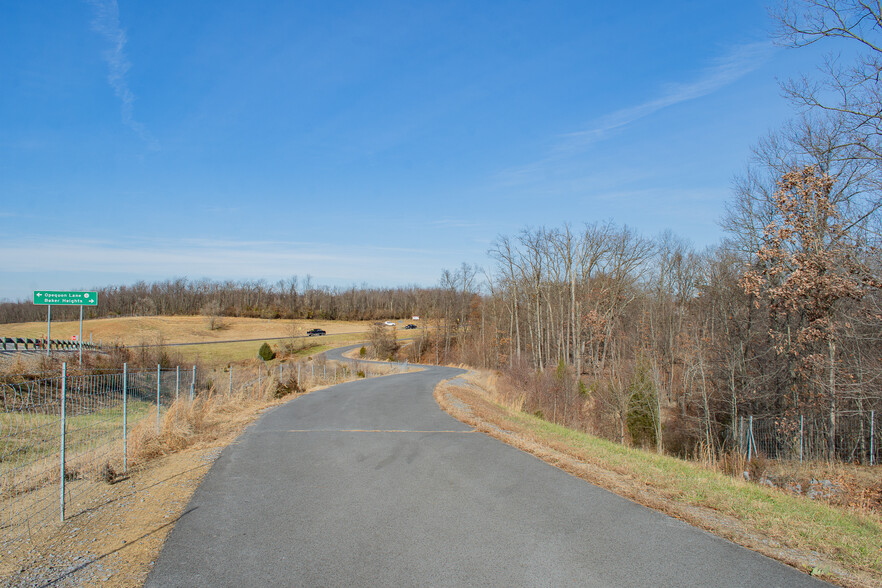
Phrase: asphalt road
[{"left": 147, "top": 349, "right": 828, "bottom": 587}]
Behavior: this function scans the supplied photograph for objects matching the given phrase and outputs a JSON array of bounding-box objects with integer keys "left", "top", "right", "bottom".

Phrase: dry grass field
[
  {"left": 0, "top": 316, "right": 403, "bottom": 367},
  {"left": 0, "top": 316, "right": 376, "bottom": 347},
  {"left": 1, "top": 359, "right": 413, "bottom": 586}
]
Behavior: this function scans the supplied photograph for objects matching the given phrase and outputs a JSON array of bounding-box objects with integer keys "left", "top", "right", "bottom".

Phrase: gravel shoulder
[{"left": 2, "top": 447, "right": 222, "bottom": 587}]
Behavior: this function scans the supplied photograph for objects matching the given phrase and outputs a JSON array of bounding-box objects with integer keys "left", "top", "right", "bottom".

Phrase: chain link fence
[
  {"left": 0, "top": 364, "right": 202, "bottom": 553},
  {"left": 732, "top": 411, "right": 879, "bottom": 465},
  {"left": 0, "top": 354, "right": 413, "bottom": 555}
]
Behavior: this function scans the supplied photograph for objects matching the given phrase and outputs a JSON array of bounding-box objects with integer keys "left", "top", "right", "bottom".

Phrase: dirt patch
[
  {"left": 2, "top": 447, "right": 220, "bottom": 587},
  {"left": 435, "top": 378, "right": 880, "bottom": 588}
]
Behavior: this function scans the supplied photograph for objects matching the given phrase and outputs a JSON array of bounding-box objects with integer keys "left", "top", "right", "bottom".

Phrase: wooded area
[
  {"left": 0, "top": 279, "right": 440, "bottom": 324},
  {"left": 3, "top": 1, "right": 880, "bottom": 461},
  {"left": 410, "top": 1, "right": 882, "bottom": 461}
]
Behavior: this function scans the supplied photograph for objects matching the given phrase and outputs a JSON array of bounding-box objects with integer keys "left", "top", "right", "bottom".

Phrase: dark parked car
[
  {"left": 307, "top": 328, "right": 326, "bottom": 336},
  {"left": 404, "top": 324, "right": 417, "bottom": 330}
]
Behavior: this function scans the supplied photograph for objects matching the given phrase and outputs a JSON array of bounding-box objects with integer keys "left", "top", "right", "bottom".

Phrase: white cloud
[
  {"left": 560, "top": 41, "right": 773, "bottom": 149},
  {"left": 88, "top": 0, "right": 159, "bottom": 150},
  {"left": 0, "top": 236, "right": 449, "bottom": 289},
  {"left": 497, "top": 41, "right": 774, "bottom": 186}
]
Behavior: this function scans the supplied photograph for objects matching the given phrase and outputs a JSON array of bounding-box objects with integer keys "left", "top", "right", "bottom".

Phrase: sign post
[
  {"left": 79, "top": 306, "right": 84, "bottom": 365},
  {"left": 33, "top": 291, "right": 98, "bottom": 364}
]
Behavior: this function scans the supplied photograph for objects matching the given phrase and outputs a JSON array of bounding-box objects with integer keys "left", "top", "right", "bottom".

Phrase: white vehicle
[{"left": 384, "top": 321, "right": 396, "bottom": 326}]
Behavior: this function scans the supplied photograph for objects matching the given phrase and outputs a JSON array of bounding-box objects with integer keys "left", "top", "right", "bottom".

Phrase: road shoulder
[{"left": 435, "top": 375, "right": 877, "bottom": 588}]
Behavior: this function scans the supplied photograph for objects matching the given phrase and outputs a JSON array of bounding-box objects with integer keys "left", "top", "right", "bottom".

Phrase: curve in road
[{"left": 147, "top": 347, "right": 827, "bottom": 587}]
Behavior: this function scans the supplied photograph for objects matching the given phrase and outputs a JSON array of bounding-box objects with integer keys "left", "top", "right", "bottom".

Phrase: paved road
[{"left": 147, "top": 349, "right": 827, "bottom": 587}]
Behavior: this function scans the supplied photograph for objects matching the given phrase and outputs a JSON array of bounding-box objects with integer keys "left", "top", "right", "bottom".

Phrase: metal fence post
[
  {"left": 78, "top": 305, "right": 83, "bottom": 366},
  {"left": 176, "top": 366, "right": 180, "bottom": 401},
  {"left": 156, "top": 364, "right": 161, "bottom": 433},
  {"left": 871, "top": 410, "right": 876, "bottom": 466},
  {"left": 739, "top": 415, "right": 744, "bottom": 455},
  {"left": 190, "top": 365, "right": 196, "bottom": 401},
  {"left": 60, "top": 362, "right": 67, "bottom": 521},
  {"left": 748, "top": 415, "right": 754, "bottom": 461},
  {"left": 297, "top": 364, "right": 301, "bottom": 386},
  {"left": 800, "top": 415, "right": 804, "bottom": 463},
  {"left": 229, "top": 365, "right": 233, "bottom": 396},
  {"left": 123, "top": 363, "right": 128, "bottom": 473},
  {"left": 258, "top": 363, "right": 262, "bottom": 396}
]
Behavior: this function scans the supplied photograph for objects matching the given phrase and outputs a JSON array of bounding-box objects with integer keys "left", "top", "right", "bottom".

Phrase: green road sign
[{"left": 33, "top": 290, "right": 98, "bottom": 306}]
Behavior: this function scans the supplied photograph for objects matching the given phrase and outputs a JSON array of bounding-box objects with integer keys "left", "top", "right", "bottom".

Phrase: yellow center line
[{"left": 284, "top": 429, "right": 476, "bottom": 433}]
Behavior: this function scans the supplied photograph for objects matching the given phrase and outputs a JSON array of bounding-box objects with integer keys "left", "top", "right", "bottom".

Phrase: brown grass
[
  {"left": 123, "top": 358, "right": 414, "bottom": 465},
  {"left": 436, "top": 372, "right": 882, "bottom": 588},
  {"left": 0, "top": 316, "right": 376, "bottom": 347},
  {"left": 127, "top": 371, "right": 292, "bottom": 464},
  {"left": 0, "top": 360, "right": 320, "bottom": 572},
  {"left": 2, "top": 355, "right": 417, "bottom": 586}
]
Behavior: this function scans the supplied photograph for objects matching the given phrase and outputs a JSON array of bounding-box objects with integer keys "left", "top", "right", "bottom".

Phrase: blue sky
[{"left": 1, "top": 1, "right": 824, "bottom": 301}]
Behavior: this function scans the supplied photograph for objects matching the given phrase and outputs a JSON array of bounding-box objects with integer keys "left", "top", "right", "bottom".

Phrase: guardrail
[{"left": 0, "top": 337, "right": 102, "bottom": 352}]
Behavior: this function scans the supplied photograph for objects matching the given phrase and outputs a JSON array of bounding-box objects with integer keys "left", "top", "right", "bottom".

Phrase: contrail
[{"left": 87, "top": 0, "right": 159, "bottom": 150}]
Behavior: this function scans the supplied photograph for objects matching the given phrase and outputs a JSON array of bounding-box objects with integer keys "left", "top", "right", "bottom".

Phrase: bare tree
[
  {"left": 775, "top": 0, "right": 882, "bottom": 158},
  {"left": 723, "top": 115, "right": 882, "bottom": 260},
  {"left": 201, "top": 300, "right": 225, "bottom": 330}
]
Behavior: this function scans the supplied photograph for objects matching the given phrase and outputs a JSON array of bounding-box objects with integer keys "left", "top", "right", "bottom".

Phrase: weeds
[{"left": 274, "top": 378, "right": 303, "bottom": 399}]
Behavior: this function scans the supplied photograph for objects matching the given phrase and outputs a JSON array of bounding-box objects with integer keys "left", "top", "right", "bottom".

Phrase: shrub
[
  {"left": 359, "top": 346, "right": 366, "bottom": 357},
  {"left": 258, "top": 342, "right": 275, "bottom": 361},
  {"left": 274, "top": 377, "right": 304, "bottom": 399},
  {"left": 627, "top": 357, "right": 657, "bottom": 447}
]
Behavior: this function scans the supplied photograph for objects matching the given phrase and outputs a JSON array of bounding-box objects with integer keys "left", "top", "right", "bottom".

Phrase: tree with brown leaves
[{"left": 741, "top": 165, "right": 880, "bottom": 453}]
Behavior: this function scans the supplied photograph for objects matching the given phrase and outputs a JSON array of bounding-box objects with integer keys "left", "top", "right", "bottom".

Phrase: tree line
[
  {"left": 409, "top": 1, "right": 882, "bottom": 459},
  {"left": 0, "top": 278, "right": 446, "bottom": 324},
  {"left": 3, "top": 1, "right": 879, "bottom": 460}
]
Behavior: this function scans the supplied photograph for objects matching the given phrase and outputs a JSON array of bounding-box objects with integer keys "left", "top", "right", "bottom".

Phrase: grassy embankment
[
  {"left": 0, "top": 316, "right": 385, "bottom": 367},
  {"left": 438, "top": 373, "right": 882, "bottom": 587},
  {"left": 0, "top": 315, "right": 427, "bottom": 367},
  {"left": 1, "top": 315, "right": 422, "bottom": 583}
]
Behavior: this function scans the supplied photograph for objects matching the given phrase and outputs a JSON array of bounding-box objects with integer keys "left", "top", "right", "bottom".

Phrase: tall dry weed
[
  {"left": 127, "top": 370, "right": 293, "bottom": 464},
  {"left": 128, "top": 396, "right": 217, "bottom": 463}
]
